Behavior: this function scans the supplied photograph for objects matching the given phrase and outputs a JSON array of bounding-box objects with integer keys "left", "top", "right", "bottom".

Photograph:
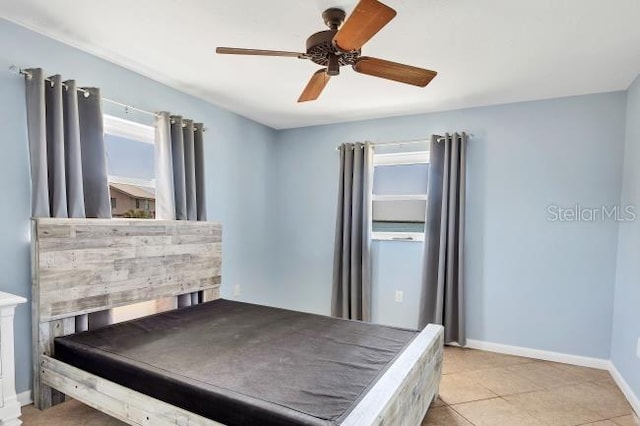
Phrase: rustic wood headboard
[{"left": 31, "top": 218, "right": 222, "bottom": 408}]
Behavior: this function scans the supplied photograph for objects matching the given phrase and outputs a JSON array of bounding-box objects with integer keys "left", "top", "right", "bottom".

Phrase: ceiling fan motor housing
[
  {"left": 305, "top": 9, "right": 361, "bottom": 75},
  {"left": 306, "top": 31, "right": 359, "bottom": 66}
]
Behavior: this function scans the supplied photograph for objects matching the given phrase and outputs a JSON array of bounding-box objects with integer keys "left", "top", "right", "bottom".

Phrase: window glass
[
  {"left": 105, "top": 134, "right": 154, "bottom": 181},
  {"left": 373, "top": 164, "right": 429, "bottom": 195}
]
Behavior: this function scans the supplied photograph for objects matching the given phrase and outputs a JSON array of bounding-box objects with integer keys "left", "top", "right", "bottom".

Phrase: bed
[{"left": 32, "top": 218, "right": 443, "bottom": 426}]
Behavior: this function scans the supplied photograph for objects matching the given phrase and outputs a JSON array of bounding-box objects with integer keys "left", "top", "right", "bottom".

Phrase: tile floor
[
  {"left": 423, "top": 347, "right": 638, "bottom": 426},
  {"left": 20, "top": 347, "right": 639, "bottom": 426}
]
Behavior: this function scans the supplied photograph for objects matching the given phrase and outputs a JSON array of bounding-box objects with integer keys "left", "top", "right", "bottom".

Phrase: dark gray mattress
[{"left": 54, "top": 299, "right": 418, "bottom": 426}]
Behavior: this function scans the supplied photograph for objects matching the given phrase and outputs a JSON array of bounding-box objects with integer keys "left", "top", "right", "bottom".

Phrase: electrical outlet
[
  {"left": 395, "top": 290, "right": 404, "bottom": 303},
  {"left": 233, "top": 284, "right": 241, "bottom": 297}
]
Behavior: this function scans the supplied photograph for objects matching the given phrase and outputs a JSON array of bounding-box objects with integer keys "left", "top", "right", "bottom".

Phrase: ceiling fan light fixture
[{"left": 327, "top": 54, "right": 340, "bottom": 76}]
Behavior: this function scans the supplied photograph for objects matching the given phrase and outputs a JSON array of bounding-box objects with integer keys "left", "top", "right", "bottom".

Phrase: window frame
[
  {"left": 371, "top": 150, "right": 430, "bottom": 242},
  {"left": 103, "top": 114, "right": 155, "bottom": 145}
]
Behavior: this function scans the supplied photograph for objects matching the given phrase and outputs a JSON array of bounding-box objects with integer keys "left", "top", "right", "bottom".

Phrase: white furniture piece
[{"left": 0, "top": 291, "right": 27, "bottom": 426}]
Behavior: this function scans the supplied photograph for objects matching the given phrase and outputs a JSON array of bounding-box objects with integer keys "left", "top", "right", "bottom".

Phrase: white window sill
[
  {"left": 372, "top": 194, "right": 427, "bottom": 201},
  {"left": 372, "top": 232, "right": 425, "bottom": 242}
]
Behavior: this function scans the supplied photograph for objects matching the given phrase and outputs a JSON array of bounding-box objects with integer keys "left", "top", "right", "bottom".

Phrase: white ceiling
[{"left": 2, "top": 0, "right": 640, "bottom": 129}]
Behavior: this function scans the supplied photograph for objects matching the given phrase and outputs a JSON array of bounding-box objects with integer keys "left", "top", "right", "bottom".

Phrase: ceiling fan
[{"left": 216, "top": 0, "right": 437, "bottom": 102}]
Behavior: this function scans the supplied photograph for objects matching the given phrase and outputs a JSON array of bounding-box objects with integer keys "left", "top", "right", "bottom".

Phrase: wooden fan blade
[
  {"left": 333, "top": 0, "right": 397, "bottom": 52},
  {"left": 216, "top": 47, "right": 308, "bottom": 59},
  {"left": 298, "top": 69, "right": 331, "bottom": 103},
  {"left": 353, "top": 57, "right": 437, "bottom": 87}
]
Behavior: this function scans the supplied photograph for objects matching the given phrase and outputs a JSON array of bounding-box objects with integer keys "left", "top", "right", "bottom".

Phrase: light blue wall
[
  {"left": 0, "top": 18, "right": 277, "bottom": 393},
  {"left": 273, "top": 92, "right": 627, "bottom": 358},
  {"left": 611, "top": 74, "right": 640, "bottom": 398},
  {"left": 371, "top": 240, "right": 423, "bottom": 329}
]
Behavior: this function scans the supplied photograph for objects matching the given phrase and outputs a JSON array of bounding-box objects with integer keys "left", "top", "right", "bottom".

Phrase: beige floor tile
[
  {"left": 583, "top": 421, "right": 620, "bottom": 426},
  {"left": 21, "top": 399, "right": 124, "bottom": 425},
  {"left": 463, "top": 365, "right": 544, "bottom": 396},
  {"left": 453, "top": 397, "right": 541, "bottom": 426},
  {"left": 546, "top": 362, "right": 612, "bottom": 383},
  {"left": 597, "top": 378, "right": 631, "bottom": 394},
  {"left": 439, "top": 373, "right": 498, "bottom": 404},
  {"left": 504, "top": 361, "right": 584, "bottom": 388},
  {"left": 430, "top": 396, "right": 446, "bottom": 407},
  {"left": 443, "top": 347, "right": 533, "bottom": 374},
  {"left": 612, "top": 414, "right": 640, "bottom": 426},
  {"left": 595, "top": 376, "right": 619, "bottom": 388},
  {"left": 422, "top": 406, "right": 473, "bottom": 426},
  {"left": 504, "top": 389, "right": 604, "bottom": 425},
  {"left": 550, "top": 382, "right": 633, "bottom": 419}
]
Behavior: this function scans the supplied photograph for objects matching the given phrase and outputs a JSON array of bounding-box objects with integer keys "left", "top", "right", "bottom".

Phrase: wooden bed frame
[{"left": 32, "top": 218, "right": 443, "bottom": 426}]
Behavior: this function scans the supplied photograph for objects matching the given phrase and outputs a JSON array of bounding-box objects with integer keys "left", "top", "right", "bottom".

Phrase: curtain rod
[
  {"left": 335, "top": 135, "right": 471, "bottom": 151},
  {"left": 11, "top": 66, "right": 208, "bottom": 132},
  {"left": 11, "top": 66, "right": 159, "bottom": 118}
]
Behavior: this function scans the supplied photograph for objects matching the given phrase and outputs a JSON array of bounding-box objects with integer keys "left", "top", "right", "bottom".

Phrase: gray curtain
[
  {"left": 332, "top": 142, "right": 373, "bottom": 321},
  {"left": 155, "top": 112, "right": 207, "bottom": 307},
  {"left": 25, "top": 68, "right": 112, "bottom": 330},
  {"left": 418, "top": 133, "right": 467, "bottom": 345}
]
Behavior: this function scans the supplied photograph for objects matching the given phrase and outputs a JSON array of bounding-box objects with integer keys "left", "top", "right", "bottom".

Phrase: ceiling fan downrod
[{"left": 322, "top": 8, "right": 346, "bottom": 30}]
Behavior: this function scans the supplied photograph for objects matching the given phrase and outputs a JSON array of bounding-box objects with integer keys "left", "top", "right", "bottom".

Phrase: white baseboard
[
  {"left": 608, "top": 362, "right": 640, "bottom": 416},
  {"left": 464, "top": 339, "right": 611, "bottom": 370},
  {"left": 17, "top": 390, "right": 32, "bottom": 407}
]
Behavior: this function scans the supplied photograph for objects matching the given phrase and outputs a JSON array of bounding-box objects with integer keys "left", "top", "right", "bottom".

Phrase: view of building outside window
[{"left": 105, "top": 133, "right": 156, "bottom": 218}]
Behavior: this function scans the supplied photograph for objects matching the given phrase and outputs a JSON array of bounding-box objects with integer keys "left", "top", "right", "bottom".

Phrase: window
[
  {"left": 103, "top": 114, "right": 163, "bottom": 322},
  {"left": 103, "top": 115, "right": 156, "bottom": 219},
  {"left": 372, "top": 150, "right": 430, "bottom": 241}
]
